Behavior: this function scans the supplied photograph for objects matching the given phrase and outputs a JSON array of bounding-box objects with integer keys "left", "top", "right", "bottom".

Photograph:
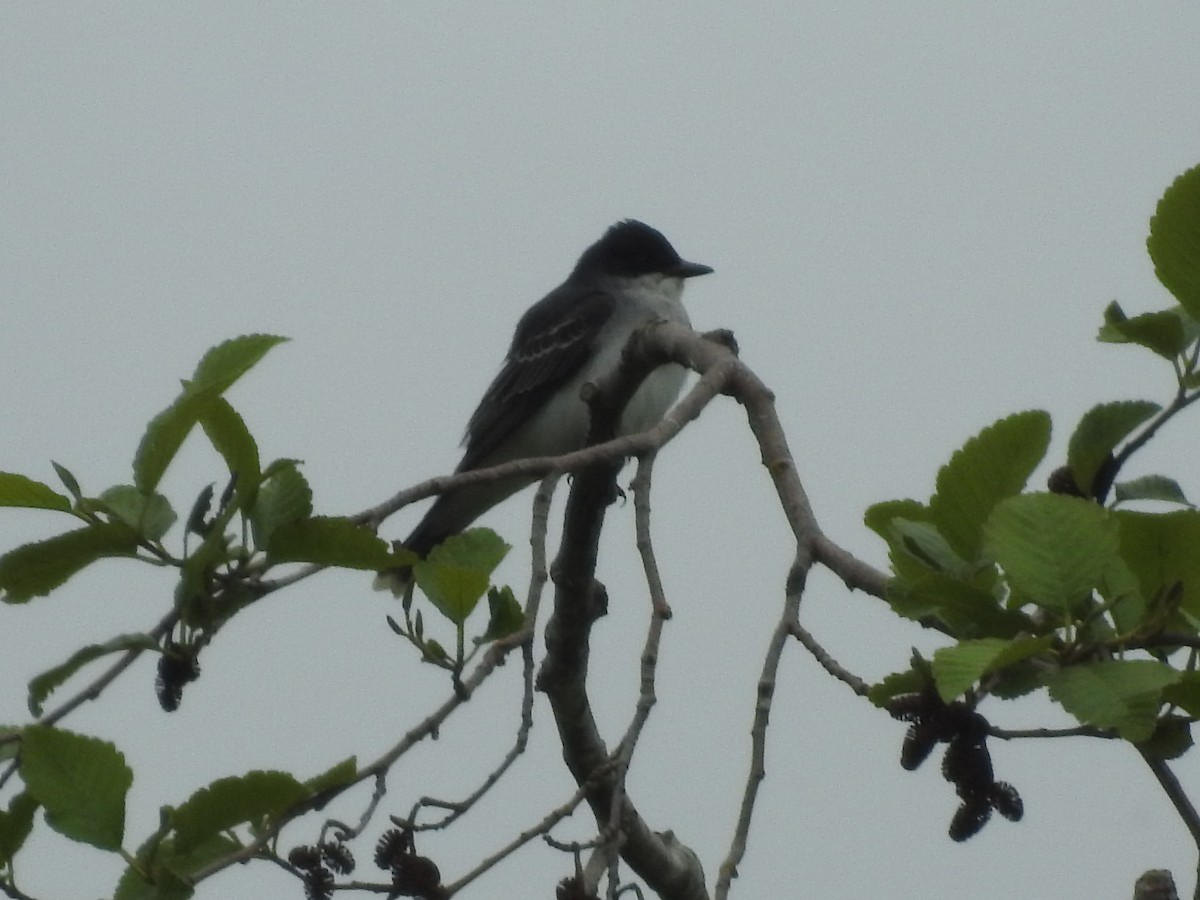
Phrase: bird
[{"left": 376, "top": 219, "right": 712, "bottom": 594}]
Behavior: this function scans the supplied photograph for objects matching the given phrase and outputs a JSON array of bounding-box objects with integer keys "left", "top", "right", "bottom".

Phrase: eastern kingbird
[{"left": 377, "top": 220, "right": 712, "bottom": 593}]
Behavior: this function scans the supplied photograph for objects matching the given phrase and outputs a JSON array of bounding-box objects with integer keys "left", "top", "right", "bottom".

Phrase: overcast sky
[{"left": 4, "top": 5, "right": 1200, "bottom": 899}]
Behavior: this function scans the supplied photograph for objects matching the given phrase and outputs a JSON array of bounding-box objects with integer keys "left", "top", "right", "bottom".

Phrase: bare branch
[
  {"left": 715, "top": 558, "right": 807, "bottom": 900},
  {"left": 40, "top": 609, "right": 177, "bottom": 726},
  {"left": 788, "top": 619, "right": 870, "bottom": 697},
  {"left": 445, "top": 782, "right": 595, "bottom": 895},
  {"left": 539, "top": 323, "right": 716, "bottom": 900},
  {"left": 1140, "top": 750, "right": 1200, "bottom": 853}
]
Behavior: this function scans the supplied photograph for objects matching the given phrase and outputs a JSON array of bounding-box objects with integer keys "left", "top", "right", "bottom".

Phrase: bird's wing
[{"left": 457, "top": 286, "right": 616, "bottom": 472}]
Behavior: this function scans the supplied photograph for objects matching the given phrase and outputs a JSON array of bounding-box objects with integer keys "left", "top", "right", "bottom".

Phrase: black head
[{"left": 571, "top": 220, "right": 713, "bottom": 281}]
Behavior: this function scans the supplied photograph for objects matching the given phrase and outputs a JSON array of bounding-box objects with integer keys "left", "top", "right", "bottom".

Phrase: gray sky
[{"left": 4, "top": 4, "right": 1200, "bottom": 898}]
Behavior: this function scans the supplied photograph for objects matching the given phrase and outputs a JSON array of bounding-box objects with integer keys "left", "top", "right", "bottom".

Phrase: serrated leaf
[
  {"left": 864, "top": 499, "right": 935, "bottom": 581},
  {"left": 413, "top": 529, "right": 511, "bottom": 626},
  {"left": 51, "top": 461, "right": 84, "bottom": 505},
  {"left": 867, "top": 669, "right": 928, "bottom": 708},
  {"left": 1114, "top": 475, "right": 1191, "bottom": 507},
  {"left": 1043, "top": 660, "right": 1180, "bottom": 741},
  {"left": 249, "top": 462, "right": 311, "bottom": 548},
  {"left": 0, "top": 523, "right": 139, "bottom": 603},
  {"left": 481, "top": 586, "right": 524, "bottom": 642},
  {"left": 1098, "top": 553, "right": 1146, "bottom": 636},
  {"left": 0, "top": 473, "right": 72, "bottom": 512},
  {"left": 98, "top": 485, "right": 177, "bottom": 541},
  {"left": 1102, "top": 308, "right": 1188, "bottom": 359},
  {"left": 887, "top": 519, "right": 970, "bottom": 577},
  {"left": 198, "top": 397, "right": 261, "bottom": 509},
  {"left": 1163, "top": 672, "right": 1200, "bottom": 716},
  {"left": 115, "top": 833, "right": 241, "bottom": 900},
  {"left": 0, "top": 792, "right": 38, "bottom": 864},
  {"left": 984, "top": 493, "right": 1118, "bottom": 612},
  {"left": 170, "top": 770, "right": 308, "bottom": 852},
  {"left": 113, "top": 858, "right": 193, "bottom": 900},
  {"left": 20, "top": 725, "right": 132, "bottom": 850},
  {"left": 28, "top": 633, "right": 160, "bottom": 716},
  {"left": 864, "top": 499, "right": 930, "bottom": 539},
  {"left": 133, "top": 336, "right": 286, "bottom": 494},
  {"left": 1139, "top": 716, "right": 1193, "bottom": 760},
  {"left": 303, "top": 757, "right": 357, "bottom": 795},
  {"left": 118, "top": 818, "right": 240, "bottom": 900},
  {"left": 931, "top": 636, "right": 1054, "bottom": 702},
  {"left": 1067, "top": 400, "right": 1160, "bottom": 496},
  {"left": 1148, "top": 163, "right": 1200, "bottom": 318},
  {"left": 428, "top": 528, "right": 511, "bottom": 574},
  {"left": 1116, "top": 509, "right": 1200, "bottom": 619},
  {"left": 413, "top": 559, "right": 491, "bottom": 627},
  {"left": 930, "top": 411, "right": 1051, "bottom": 561},
  {"left": 133, "top": 390, "right": 215, "bottom": 495},
  {"left": 267, "top": 516, "right": 395, "bottom": 570},
  {"left": 189, "top": 334, "right": 288, "bottom": 396},
  {"left": 888, "top": 572, "right": 1031, "bottom": 639},
  {"left": 185, "top": 484, "right": 215, "bottom": 536}
]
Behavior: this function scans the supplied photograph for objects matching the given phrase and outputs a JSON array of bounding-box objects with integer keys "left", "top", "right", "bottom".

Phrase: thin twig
[
  {"left": 445, "top": 782, "right": 594, "bottom": 894},
  {"left": 787, "top": 619, "right": 870, "bottom": 696},
  {"left": 1140, "top": 748, "right": 1200, "bottom": 856},
  {"left": 715, "top": 559, "right": 806, "bottom": 900},
  {"left": 40, "top": 609, "right": 177, "bottom": 726}
]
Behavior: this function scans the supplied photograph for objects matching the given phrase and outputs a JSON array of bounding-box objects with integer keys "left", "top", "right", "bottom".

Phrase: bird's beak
[{"left": 672, "top": 260, "right": 714, "bottom": 279}]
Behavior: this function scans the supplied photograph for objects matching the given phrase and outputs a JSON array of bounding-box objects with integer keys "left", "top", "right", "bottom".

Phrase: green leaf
[
  {"left": 931, "top": 636, "right": 1055, "bottom": 702},
  {"left": 133, "top": 335, "right": 286, "bottom": 493},
  {"left": 0, "top": 523, "right": 139, "bottom": 603},
  {"left": 0, "top": 726, "right": 18, "bottom": 763},
  {"left": 28, "top": 633, "right": 160, "bottom": 716},
  {"left": 98, "top": 485, "right": 177, "bottom": 541},
  {"left": 428, "top": 528, "right": 511, "bottom": 574},
  {"left": 113, "top": 857, "right": 193, "bottom": 900},
  {"left": 0, "top": 792, "right": 38, "bottom": 865},
  {"left": 864, "top": 499, "right": 928, "bottom": 539},
  {"left": 983, "top": 493, "right": 1119, "bottom": 612},
  {"left": 303, "top": 756, "right": 357, "bottom": 795},
  {"left": 887, "top": 519, "right": 970, "bottom": 577},
  {"left": 117, "top": 817, "right": 241, "bottom": 899},
  {"left": 867, "top": 668, "right": 928, "bottom": 708},
  {"left": 930, "top": 411, "right": 1052, "bottom": 561},
  {"left": 249, "top": 462, "right": 311, "bottom": 548},
  {"left": 51, "top": 461, "right": 84, "bottom": 506},
  {"left": 1097, "top": 307, "right": 1188, "bottom": 359},
  {"left": 189, "top": 334, "right": 288, "bottom": 396},
  {"left": 422, "top": 638, "right": 450, "bottom": 665},
  {"left": 1066, "top": 400, "right": 1160, "bottom": 496},
  {"left": 481, "top": 586, "right": 524, "bottom": 642},
  {"left": 413, "top": 529, "right": 511, "bottom": 627},
  {"left": 1148, "top": 163, "right": 1200, "bottom": 318},
  {"left": 1098, "top": 553, "right": 1146, "bottom": 636},
  {"left": 413, "top": 559, "right": 491, "bottom": 627},
  {"left": 20, "top": 725, "right": 132, "bottom": 850},
  {"left": 1114, "top": 475, "right": 1192, "bottom": 507},
  {"left": 864, "top": 499, "right": 935, "bottom": 581},
  {"left": 170, "top": 770, "right": 308, "bottom": 852},
  {"left": 1163, "top": 672, "right": 1200, "bottom": 716},
  {"left": 1139, "top": 716, "right": 1193, "bottom": 760},
  {"left": 198, "top": 397, "right": 261, "bottom": 509},
  {"left": 267, "top": 516, "right": 396, "bottom": 570},
  {"left": 133, "top": 391, "right": 215, "bottom": 495},
  {"left": 1043, "top": 659, "right": 1180, "bottom": 741},
  {"left": 886, "top": 573, "right": 1031, "bottom": 639},
  {"left": 0, "top": 473, "right": 72, "bottom": 512},
  {"left": 1116, "top": 509, "right": 1200, "bottom": 620}
]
